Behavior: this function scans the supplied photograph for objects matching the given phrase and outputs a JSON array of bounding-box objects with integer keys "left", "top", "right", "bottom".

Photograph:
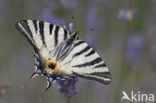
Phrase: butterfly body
[{"left": 16, "top": 20, "right": 111, "bottom": 91}]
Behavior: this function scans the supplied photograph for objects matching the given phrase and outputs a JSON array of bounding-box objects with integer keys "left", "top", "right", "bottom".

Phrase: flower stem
[{"left": 67, "top": 97, "right": 70, "bottom": 103}]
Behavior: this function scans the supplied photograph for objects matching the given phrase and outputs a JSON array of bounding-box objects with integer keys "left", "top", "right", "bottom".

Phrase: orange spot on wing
[
  {"left": 46, "top": 61, "right": 53, "bottom": 66},
  {"left": 46, "top": 61, "right": 58, "bottom": 71},
  {"left": 54, "top": 63, "right": 58, "bottom": 71}
]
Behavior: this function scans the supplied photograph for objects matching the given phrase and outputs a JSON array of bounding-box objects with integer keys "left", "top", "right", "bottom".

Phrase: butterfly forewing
[{"left": 16, "top": 20, "right": 70, "bottom": 51}]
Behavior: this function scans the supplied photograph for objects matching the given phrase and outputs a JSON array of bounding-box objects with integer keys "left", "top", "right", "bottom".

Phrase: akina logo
[{"left": 121, "top": 91, "right": 155, "bottom": 102}]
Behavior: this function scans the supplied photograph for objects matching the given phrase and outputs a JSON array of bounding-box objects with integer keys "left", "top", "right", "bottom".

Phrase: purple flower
[
  {"left": 0, "top": 0, "right": 6, "bottom": 13},
  {"left": 60, "top": 0, "right": 79, "bottom": 9},
  {"left": 0, "top": 0, "right": 6, "bottom": 25},
  {"left": 63, "top": 25, "right": 66, "bottom": 29},
  {"left": 117, "top": 9, "right": 137, "bottom": 22},
  {"left": 126, "top": 33, "right": 147, "bottom": 64},
  {"left": 56, "top": 76, "right": 78, "bottom": 97},
  {"left": 85, "top": 3, "right": 105, "bottom": 30},
  {"left": 69, "top": 23, "right": 73, "bottom": 33},
  {"left": 42, "top": 9, "right": 66, "bottom": 26},
  {"left": 85, "top": 4, "right": 98, "bottom": 28},
  {"left": 63, "top": 22, "right": 73, "bottom": 33}
]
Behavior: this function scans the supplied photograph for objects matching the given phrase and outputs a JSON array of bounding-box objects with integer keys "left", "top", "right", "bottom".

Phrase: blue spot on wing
[
  {"left": 35, "top": 61, "right": 40, "bottom": 67},
  {"left": 36, "top": 69, "right": 42, "bottom": 74},
  {"left": 48, "top": 77, "right": 53, "bottom": 83},
  {"left": 34, "top": 53, "right": 39, "bottom": 59}
]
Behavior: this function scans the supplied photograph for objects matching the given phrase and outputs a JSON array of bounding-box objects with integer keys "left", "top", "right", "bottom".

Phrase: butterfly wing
[
  {"left": 16, "top": 20, "right": 70, "bottom": 51},
  {"left": 59, "top": 40, "right": 111, "bottom": 84},
  {"left": 16, "top": 20, "right": 70, "bottom": 78}
]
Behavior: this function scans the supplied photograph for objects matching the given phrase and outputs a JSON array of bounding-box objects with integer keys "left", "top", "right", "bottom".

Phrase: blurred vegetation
[{"left": 0, "top": 0, "right": 156, "bottom": 103}]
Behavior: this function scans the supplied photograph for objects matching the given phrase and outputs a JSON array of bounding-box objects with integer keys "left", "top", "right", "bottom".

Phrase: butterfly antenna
[
  {"left": 71, "top": 16, "right": 79, "bottom": 33},
  {"left": 89, "top": 28, "right": 94, "bottom": 31},
  {"left": 71, "top": 16, "right": 95, "bottom": 35}
]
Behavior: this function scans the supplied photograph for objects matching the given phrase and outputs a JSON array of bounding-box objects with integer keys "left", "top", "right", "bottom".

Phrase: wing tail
[
  {"left": 73, "top": 71, "right": 111, "bottom": 84},
  {"left": 73, "top": 69, "right": 111, "bottom": 85}
]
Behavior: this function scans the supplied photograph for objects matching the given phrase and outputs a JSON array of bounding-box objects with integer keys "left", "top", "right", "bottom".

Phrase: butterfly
[{"left": 15, "top": 20, "right": 111, "bottom": 91}]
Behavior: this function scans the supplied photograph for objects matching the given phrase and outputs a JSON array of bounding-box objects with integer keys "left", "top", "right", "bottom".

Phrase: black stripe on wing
[
  {"left": 15, "top": 20, "right": 38, "bottom": 51},
  {"left": 64, "top": 29, "right": 68, "bottom": 40},
  {"left": 18, "top": 20, "right": 34, "bottom": 41},
  {"left": 85, "top": 49, "right": 95, "bottom": 57},
  {"left": 68, "top": 40, "right": 85, "bottom": 55},
  {"left": 72, "top": 45, "right": 90, "bottom": 59},
  {"left": 89, "top": 72, "right": 111, "bottom": 79},
  {"left": 94, "top": 63, "right": 106, "bottom": 68},
  {"left": 54, "top": 26, "right": 59, "bottom": 46},
  {"left": 39, "top": 21, "right": 47, "bottom": 47},
  {"left": 49, "top": 24, "right": 53, "bottom": 34},
  {"left": 74, "top": 40, "right": 85, "bottom": 47},
  {"left": 62, "top": 40, "right": 85, "bottom": 60},
  {"left": 72, "top": 57, "right": 103, "bottom": 67},
  {"left": 32, "top": 20, "right": 38, "bottom": 33},
  {"left": 56, "top": 33, "right": 78, "bottom": 61}
]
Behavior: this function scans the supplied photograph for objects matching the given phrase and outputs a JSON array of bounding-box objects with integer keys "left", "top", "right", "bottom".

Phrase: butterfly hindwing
[
  {"left": 59, "top": 40, "right": 111, "bottom": 84},
  {"left": 16, "top": 20, "right": 70, "bottom": 51}
]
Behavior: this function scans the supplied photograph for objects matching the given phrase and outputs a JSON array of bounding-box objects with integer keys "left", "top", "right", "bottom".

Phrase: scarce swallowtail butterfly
[{"left": 15, "top": 20, "right": 111, "bottom": 91}]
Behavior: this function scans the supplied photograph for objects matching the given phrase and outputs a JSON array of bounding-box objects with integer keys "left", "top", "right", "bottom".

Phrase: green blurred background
[{"left": 0, "top": 0, "right": 156, "bottom": 103}]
